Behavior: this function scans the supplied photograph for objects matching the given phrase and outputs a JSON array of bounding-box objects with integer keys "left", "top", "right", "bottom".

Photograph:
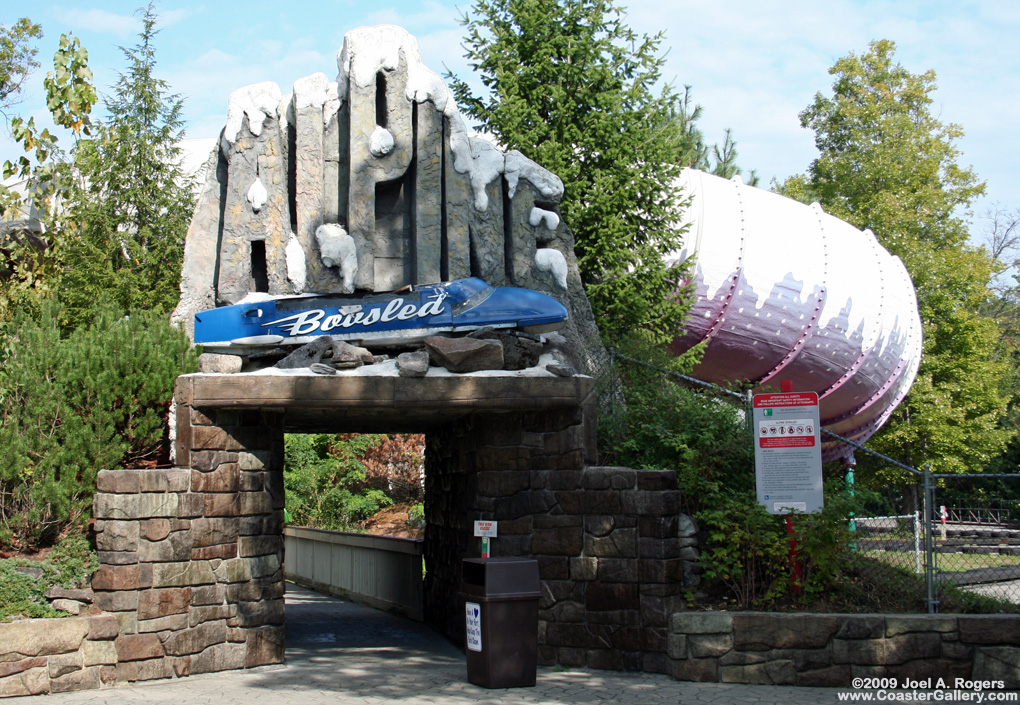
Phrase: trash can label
[{"left": 465, "top": 602, "right": 482, "bottom": 652}]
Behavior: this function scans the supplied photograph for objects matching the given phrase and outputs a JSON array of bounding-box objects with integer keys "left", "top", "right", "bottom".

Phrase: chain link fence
[{"left": 593, "top": 348, "right": 1020, "bottom": 613}]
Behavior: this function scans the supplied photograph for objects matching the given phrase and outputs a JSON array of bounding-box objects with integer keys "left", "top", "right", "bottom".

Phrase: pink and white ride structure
[{"left": 669, "top": 169, "right": 923, "bottom": 462}]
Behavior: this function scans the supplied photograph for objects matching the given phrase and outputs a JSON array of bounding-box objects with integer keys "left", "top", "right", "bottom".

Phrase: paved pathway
[{"left": 4, "top": 583, "right": 853, "bottom": 704}]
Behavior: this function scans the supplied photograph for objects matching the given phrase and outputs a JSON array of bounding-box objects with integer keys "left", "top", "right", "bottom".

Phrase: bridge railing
[{"left": 283, "top": 526, "right": 424, "bottom": 621}]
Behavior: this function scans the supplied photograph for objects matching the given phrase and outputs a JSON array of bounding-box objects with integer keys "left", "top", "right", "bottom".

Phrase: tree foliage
[
  {"left": 0, "top": 303, "right": 197, "bottom": 548},
  {"left": 57, "top": 3, "right": 194, "bottom": 328},
  {"left": 787, "top": 40, "right": 1011, "bottom": 475},
  {"left": 1, "top": 33, "right": 95, "bottom": 326},
  {"left": 0, "top": 18, "right": 43, "bottom": 115},
  {"left": 447, "top": 0, "right": 695, "bottom": 344},
  {"left": 283, "top": 434, "right": 394, "bottom": 531}
]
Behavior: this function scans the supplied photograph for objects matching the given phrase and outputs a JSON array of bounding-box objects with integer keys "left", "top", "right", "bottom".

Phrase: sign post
[
  {"left": 752, "top": 390, "right": 824, "bottom": 515},
  {"left": 753, "top": 383, "right": 823, "bottom": 593},
  {"left": 474, "top": 520, "right": 497, "bottom": 558}
]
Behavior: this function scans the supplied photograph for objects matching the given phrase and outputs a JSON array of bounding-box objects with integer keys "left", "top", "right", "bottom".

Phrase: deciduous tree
[{"left": 787, "top": 40, "right": 1011, "bottom": 476}]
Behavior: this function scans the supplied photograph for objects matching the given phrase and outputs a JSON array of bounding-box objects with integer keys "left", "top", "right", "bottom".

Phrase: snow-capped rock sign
[
  {"left": 172, "top": 24, "right": 597, "bottom": 358},
  {"left": 669, "top": 169, "right": 924, "bottom": 462}
]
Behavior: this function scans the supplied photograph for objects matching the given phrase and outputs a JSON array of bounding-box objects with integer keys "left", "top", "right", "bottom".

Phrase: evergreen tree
[
  {"left": 787, "top": 40, "right": 1011, "bottom": 476},
  {"left": 0, "top": 302, "right": 197, "bottom": 547},
  {"left": 58, "top": 4, "right": 194, "bottom": 327},
  {"left": 670, "top": 87, "right": 758, "bottom": 185},
  {"left": 447, "top": 0, "right": 692, "bottom": 344}
]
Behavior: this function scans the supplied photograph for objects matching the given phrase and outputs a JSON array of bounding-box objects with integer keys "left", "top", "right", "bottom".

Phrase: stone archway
[{"left": 91, "top": 370, "right": 684, "bottom": 681}]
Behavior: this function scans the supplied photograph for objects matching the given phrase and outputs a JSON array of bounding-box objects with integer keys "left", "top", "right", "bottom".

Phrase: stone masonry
[
  {"left": 0, "top": 614, "right": 120, "bottom": 697},
  {"left": 89, "top": 399, "right": 286, "bottom": 684},
  {"left": 669, "top": 612, "right": 1020, "bottom": 688},
  {"left": 425, "top": 399, "right": 686, "bottom": 674}
]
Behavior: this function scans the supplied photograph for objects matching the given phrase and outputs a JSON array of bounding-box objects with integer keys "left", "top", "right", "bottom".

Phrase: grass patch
[{"left": 0, "top": 534, "right": 99, "bottom": 623}]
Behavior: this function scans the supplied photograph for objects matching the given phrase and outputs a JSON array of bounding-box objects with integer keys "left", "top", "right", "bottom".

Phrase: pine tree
[
  {"left": 448, "top": 0, "right": 693, "bottom": 344},
  {"left": 0, "top": 302, "right": 197, "bottom": 547},
  {"left": 788, "top": 40, "right": 1011, "bottom": 476},
  {"left": 58, "top": 4, "right": 194, "bottom": 327}
]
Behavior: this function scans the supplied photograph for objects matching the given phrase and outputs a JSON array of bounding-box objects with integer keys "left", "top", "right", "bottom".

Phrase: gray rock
[
  {"left": 424, "top": 336, "right": 504, "bottom": 373},
  {"left": 198, "top": 353, "right": 243, "bottom": 374},
  {"left": 677, "top": 513, "right": 699, "bottom": 538},
  {"left": 275, "top": 337, "right": 332, "bottom": 369},
  {"left": 396, "top": 351, "right": 430, "bottom": 378},
  {"left": 15, "top": 566, "right": 43, "bottom": 580},
  {"left": 50, "top": 599, "right": 85, "bottom": 615},
  {"left": 327, "top": 340, "right": 371, "bottom": 368},
  {"left": 468, "top": 328, "right": 542, "bottom": 370},
  {"left": 45, "top": 587, "right": 94, "bottom": 603},
  {"left": 309, "top": 363, "right": 336, "bottom": 375}
]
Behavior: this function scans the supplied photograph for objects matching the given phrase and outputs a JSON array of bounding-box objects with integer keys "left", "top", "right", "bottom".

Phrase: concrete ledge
[
  {"left": 176, "top": 373, "right": 594, "bottom": 432},
  {"left": 669, "top": 611, "right": 1020, "bottom": 687}
]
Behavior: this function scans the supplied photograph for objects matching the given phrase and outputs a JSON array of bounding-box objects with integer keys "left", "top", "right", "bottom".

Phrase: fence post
[
  {"left": 914, "top": 510, "right": 921, "bottom": 574},
  {"left": 922, "top": 463, "right": 937, "bottom": 613}
]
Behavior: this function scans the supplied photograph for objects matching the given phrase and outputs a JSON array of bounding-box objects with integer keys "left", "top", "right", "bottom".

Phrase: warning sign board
[
  {"left": 753, "top": 392, "right": 823, "bottom": 514},
  {"left": 473, "top": 521, "right": 497, "bottom": 537}
]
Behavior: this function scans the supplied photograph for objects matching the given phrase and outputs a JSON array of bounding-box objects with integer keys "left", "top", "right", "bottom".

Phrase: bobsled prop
[{"left": 193, "top": 277, "right": 568, "bottom": 354}]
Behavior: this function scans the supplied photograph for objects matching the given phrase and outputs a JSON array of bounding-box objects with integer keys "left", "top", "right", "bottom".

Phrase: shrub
[
  {"left": 697, "top": 491, "right": 788, "bottom": 608},
  {"left": 283, "top": 434, "right": 394, "bottom": 532},
  {"left": 598, "top": 335, "right": 753, "bottom": 516},
  {"left": 0, "top": 302, "right": 196, "bottom": 548},
  {"left": 0, "top": 533, "right": 100, "bottom": 622}
]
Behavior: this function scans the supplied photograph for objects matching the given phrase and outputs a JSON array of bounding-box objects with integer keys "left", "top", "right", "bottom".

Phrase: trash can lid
[{"left": 462, "top": 557, "right": 541, "bottom": 597}]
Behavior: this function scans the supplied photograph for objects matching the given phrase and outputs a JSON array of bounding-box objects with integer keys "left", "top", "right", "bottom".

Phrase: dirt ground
[{"left": 357, "top": 503, "right": 424, "bottom": 540}]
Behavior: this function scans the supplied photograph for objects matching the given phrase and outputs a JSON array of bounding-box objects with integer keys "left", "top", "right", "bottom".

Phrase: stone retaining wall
[
  {"left": 0, "top": 614, "right": 119, "bottom": 697},
  {"left": 669, "top": 612, "right": 1020, "bottom": 688},
  {"left": 425, "top": 401, "right": 692, "bottom": 673}
]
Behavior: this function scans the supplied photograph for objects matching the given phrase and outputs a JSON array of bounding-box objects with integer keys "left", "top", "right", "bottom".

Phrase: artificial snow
[
  {"left": 535, "top": 248, "right": 568, "bottom": 291},
  {"left": 505, "top": 151, "right": 564, "bottom": 201},
  {"left": 223, "top": 82, "right": 283, "bottom": 151},
  {"left": 529, "top": 207, "right": 560, "bottom": 231},
  {"left": 293, "top": 72, "right": 331, "bottom": 110},
  {"left": 370, "top": 125, "right": 395, "bottom": 157},
  {"left": 246, "top": 177, "right": 268, "bottom": 213},
  {"left": 286, "top": 233, "right": 307, "bottom": 292}
]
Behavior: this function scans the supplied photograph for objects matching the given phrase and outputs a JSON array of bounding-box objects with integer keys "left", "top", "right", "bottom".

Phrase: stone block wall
[
  {"left": 669, "top": 612, "right": 1020, "bottom": 688},
  {"left": 89, "top": 404, "right": 286, "bottom": 684},
  {"left": 424, "top": 399, "right": 686, "bottom": 673},
  {"left": 0, "top": 614, "right": 119, "bottom": 697}
]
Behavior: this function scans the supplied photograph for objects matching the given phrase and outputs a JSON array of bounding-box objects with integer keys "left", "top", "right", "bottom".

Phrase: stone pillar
[
  {"left": 424, "top": 391, "right": 683, "bottom": 674},
  {"left": 91, "top": 385, "right": 286, "bottom": 683}
]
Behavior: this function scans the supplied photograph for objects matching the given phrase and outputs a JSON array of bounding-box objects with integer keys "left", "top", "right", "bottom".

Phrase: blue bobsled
[{"left": 193, "top": 278, "right": 568, "bottom": 354}]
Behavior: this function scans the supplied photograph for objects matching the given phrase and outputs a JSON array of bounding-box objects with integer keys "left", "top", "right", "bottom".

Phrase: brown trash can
[{"left": 461, "top": 557, "right": 541, "bottom": 688}]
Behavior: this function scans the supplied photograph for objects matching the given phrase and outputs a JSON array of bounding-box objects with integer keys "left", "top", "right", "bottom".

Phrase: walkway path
[{"left": 2, "top": 583, "right": 851, "bottom": 704}]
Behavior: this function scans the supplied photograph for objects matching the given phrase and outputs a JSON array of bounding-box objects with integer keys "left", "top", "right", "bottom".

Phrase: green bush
[
  {"left": 599, "top": 340, "right": 899, "bottom": 610},
  {"left": 0, "top": 302, "right": 197, "bottom": 547},
  {"left": 0, "top": 533, "right": 100, "bottom": 622},
  {"left": 696, "top": 491, "right": 788, "bottom": 608},
  {"left": 599, "top": 335, "right": 753, "bottom": 516},
  {"left": 283, "top": 434, "right": 393, "bottom": 531}
]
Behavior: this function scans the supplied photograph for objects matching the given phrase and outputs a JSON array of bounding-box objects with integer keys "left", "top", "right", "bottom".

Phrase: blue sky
[{"left": 4, "top": 0, "right": 1018, "bottom": 232}]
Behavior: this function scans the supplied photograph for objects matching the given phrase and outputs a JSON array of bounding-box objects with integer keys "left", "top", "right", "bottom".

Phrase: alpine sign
[{"left": 753, "top": 392, "right": 824, "bottom": 514}]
